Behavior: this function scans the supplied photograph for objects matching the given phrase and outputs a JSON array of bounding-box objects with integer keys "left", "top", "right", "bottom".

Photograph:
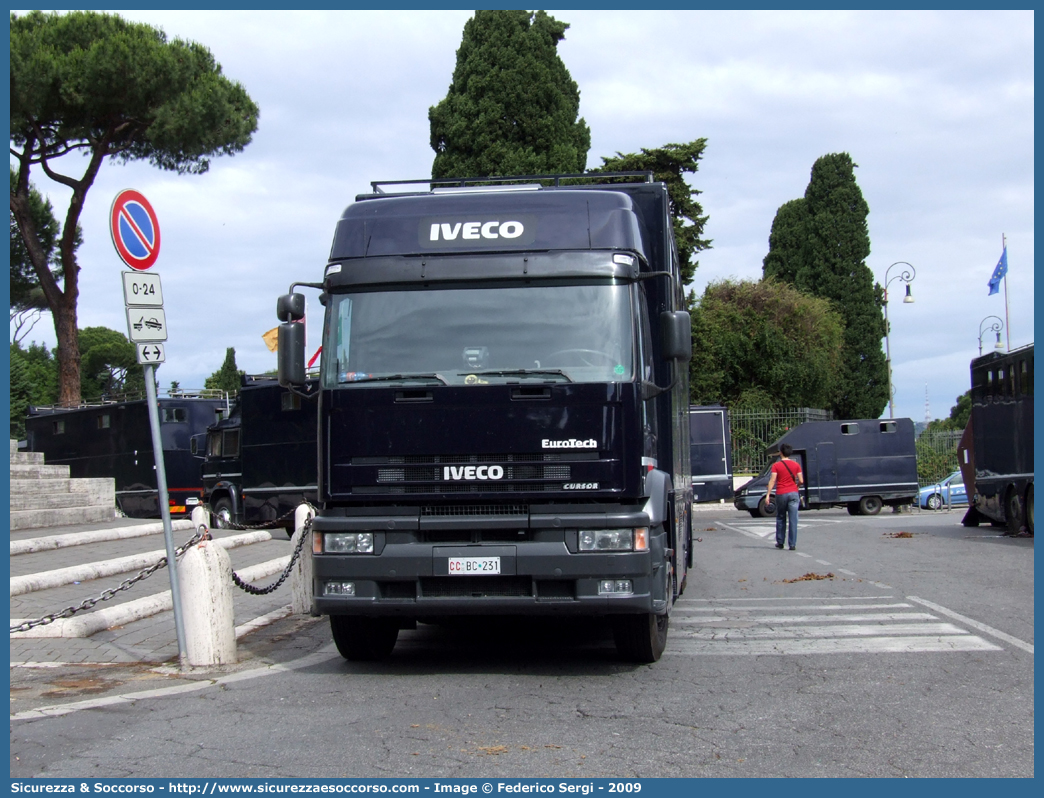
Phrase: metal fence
[
  {"left": 727, "top": 406, "right": 964, "bottom": 489},
  {"left": 915, "top": 429, "right": 963, "bottom": 487},
  {"left": 729, "top": 407, "right": 834, "bottom": 474}
]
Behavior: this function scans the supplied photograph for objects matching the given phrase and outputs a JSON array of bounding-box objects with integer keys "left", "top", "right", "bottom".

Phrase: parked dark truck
[
  {"left": 25, "top": 394, "right": 226, "bottom": 518},
  {"left": 275, "top": 173, "right": 693, "bottom": 663},
  {"left": 734, "top": 418, "right": 918, "bottom": 517},
  {"left": 962, "top": 344, "right": 1033, "bottom": 533},
  {"left": 202, "top": 375, "right": 318, "bottom": 534}
]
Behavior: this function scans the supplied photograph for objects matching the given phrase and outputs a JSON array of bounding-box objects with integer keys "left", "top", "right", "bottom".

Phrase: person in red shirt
[{"left": 766, "top": 443, "right": 804, "bottom": 550}]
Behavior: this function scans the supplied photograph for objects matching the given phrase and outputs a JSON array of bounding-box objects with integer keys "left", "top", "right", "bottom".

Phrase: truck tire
[
  {"left": 1005, "top": 487, "right": 1024, "bottom": 535},
  {"left": 847, "top": 502, "right": 860, "bottom": 515},
  {"left": 611, "top": 612, "right": 668, "bottom": 663},
  {"left": 756, "top": 496, "right": 776, "bottom": 517},
  {"left": 330, "top": 615, "right": 398, "bottom": 661},
  {"left": 212, "top": 497, "right": 234, "bottom": 529},
  {"left": 1025, "top": 485, "right": 1034, "bottom": 535},
  {"left": 858, "top": 496, "right": 883, "bottom": 516}
]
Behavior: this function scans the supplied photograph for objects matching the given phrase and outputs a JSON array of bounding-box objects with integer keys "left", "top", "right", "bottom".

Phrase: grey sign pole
[
  {"left": 122, "top": 270, "right": 187, "bottom": 665},
  {"left": 143, "top": 363, "right": 188, "bottom": 664}
]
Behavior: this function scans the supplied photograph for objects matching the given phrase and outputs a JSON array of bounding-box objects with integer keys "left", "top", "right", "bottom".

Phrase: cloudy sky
[{"left": 11, "top": 9, "right": 1034, "bottom": 422}]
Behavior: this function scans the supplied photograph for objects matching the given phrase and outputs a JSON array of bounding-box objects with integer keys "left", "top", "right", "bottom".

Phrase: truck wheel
[
  {"left": 212, "top": 497, "right": 234, "bottom": 529},
  {"left": 846, "top": 502, "right": 860, "bottom": 516},
  {"left": 756, "top": 496, "right": 776, "bottom": 517},
  {"left": 1005, "top": 488, "right": 1024, "bottom": 535},
  {"left": 611, "top": 612, "right": 669, "bottom": 663},
  {"left": 926, "top": 493, "right": 943, "bottom": 511},
  {"left": 858, "top": 496, "right": 883, "bottom": 516},
  {"left": 330, "top": 615, "right": 399, "bottom": 661},
  {"left": 1025, "top": 485, "right": 1034, "bottom": 535}
]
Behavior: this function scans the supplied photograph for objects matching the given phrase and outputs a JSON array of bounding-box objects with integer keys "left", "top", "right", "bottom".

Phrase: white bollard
[
  {"left": 191, "top": 505, "right": 211, "bottom": 531},
  {"left": 178, "top": 540, "right": 237, "bottom": 666},
  {"left": 290, "top": 504, "right": 316, "bottom": 614}
]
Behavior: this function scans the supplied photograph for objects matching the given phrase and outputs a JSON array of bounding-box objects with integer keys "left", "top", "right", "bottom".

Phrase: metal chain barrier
[
  {"left": 231, "top": 515, "right": 312, "bottom": 595},
  {"left": 10, "top": 526, "right": 209, "bottom": 634},
  {"left": 213, "top": 505, "right": 300, "bottom": 532}
]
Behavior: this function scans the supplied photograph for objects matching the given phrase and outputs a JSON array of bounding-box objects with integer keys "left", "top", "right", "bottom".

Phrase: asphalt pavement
[{"left": 9, "top": 503, "right": 1034, "bottom": 778}]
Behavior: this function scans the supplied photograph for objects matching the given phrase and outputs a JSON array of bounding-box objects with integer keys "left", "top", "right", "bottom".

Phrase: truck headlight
[
  {"left": 322, "top": 532, "right": 374, "bottom": 553},
  {"left": 579, "top": 528, "right": 648, "bottom": 551}
]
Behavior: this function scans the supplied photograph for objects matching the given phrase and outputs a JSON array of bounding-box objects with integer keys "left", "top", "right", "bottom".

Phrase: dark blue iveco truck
[{"left": 275, "top": 173, "right": 693, "bottom": 663}]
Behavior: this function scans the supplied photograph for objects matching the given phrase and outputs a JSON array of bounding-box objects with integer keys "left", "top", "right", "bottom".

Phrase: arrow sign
[
  {"left": 136, "top": 343, "right": 166, "bottom": 365},
  {"left": 111, "top": 189, "right": 161, "bottom": 271}
]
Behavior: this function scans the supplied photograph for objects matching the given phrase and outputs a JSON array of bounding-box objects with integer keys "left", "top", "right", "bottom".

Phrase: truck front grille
[{"left": 420, "top": 576, "right": 533, "bottom": 598}]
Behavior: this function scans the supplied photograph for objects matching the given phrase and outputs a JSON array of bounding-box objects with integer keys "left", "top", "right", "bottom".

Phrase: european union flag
[{"left": 988, "top": 247, "right": 1008, "bottom": 295}]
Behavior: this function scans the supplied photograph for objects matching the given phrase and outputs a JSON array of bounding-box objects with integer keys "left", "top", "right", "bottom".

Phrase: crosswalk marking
[
  {"left": 666, "top": 596, "right": 1004, "bottom": 657},
  {"left": 674, "top": 612, "right": 939, "bottom": 624},
  {"left": 675, "top": 622, "right": 969, "bottom": 639},
  {"left": 668, "top": 636, "right": 1001, "bottom": 656},
  {"left": 681, "top": 602, "right": 914, "bottom": 612}
]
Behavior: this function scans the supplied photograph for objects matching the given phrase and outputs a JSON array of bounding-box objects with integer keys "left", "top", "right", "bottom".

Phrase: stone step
[
  {"left": 9, "top": 463, "right": 71, "bottom": 480},
  {"left": 10, "top": 476, "right": 114, "bottom": 505},
  {"left": 10, "top": 450, "right": 45, "bottom": 465},
  {"left": 10, "top": 505, "right": 117, "bottom": 531},
  {"left": 9, "top": 492, "right": 97, "bottom": 511},
  {"left": 10, "top": 477, "right": 79, "bottom": 495}
]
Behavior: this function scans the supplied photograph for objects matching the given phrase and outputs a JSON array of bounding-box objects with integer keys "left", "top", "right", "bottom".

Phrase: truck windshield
[{"left": 323, "top": 283, "right": 634, "bottom": 387}]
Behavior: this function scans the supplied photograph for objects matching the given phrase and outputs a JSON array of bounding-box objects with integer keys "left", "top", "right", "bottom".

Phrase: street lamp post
[
  {"left": 978, "top": 315, "right": 1004, "bottom": 356},
  {"left": 883, "top": 261, "right": 916, "bottom": 419}
]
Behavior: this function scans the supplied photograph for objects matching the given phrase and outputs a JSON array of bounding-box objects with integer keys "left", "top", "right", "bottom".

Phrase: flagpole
[{"left": 1002, "top": 233, "right": 1011, "bottom": 351}]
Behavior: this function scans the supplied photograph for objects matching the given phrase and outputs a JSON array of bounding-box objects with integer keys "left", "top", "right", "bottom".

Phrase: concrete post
[
  {"left": 290, "top": 504, "right": 316, "bottom": 614},
  {"left": 191, "top": 505, "right": 211, "bottom": 531},
  {"left": 178, "top": 541, "right": 237, "bottom": 666}
]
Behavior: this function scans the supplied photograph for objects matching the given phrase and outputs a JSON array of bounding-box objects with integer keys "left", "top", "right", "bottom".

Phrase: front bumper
[{"left": 310, "top": 507, "right": 663, "bottom": 617}]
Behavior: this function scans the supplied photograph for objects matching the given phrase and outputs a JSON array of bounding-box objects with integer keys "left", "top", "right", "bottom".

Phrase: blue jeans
[{"left": 775, "top": 491, "right": 800, "bottom": 547}]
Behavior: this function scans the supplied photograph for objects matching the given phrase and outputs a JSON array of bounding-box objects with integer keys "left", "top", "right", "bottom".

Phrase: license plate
[{"left": 448, "top": 556, "right": 501, "bottom": 575}]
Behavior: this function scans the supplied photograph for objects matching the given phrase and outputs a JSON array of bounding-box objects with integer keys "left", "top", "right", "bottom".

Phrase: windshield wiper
[
  {"left": 347, "top": 373, "right": 449, "bottom": 385},
  {"left": 460, "top": 369, "right": 573, "bottom": 383}
]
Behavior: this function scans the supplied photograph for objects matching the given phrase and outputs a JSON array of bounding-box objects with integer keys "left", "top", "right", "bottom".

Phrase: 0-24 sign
[{"left": 122, "top": 272, "right": 163, "bottom": 307}]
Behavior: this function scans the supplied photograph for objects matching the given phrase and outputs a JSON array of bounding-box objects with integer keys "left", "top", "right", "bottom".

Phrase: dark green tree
[
  {"left": 595, "top": 140, "right": 711, "bottom": 285},
  {"left": 9, "top": 168, "right": 74, "bottom": 344},
  {"left": 761, "top": 198, "right": 807, "bottom": 286},
  {"left": 78, "top": 326, "right": 144, "bottom": 401},
  {"left": 429, "top": 10, "right": 590, "bottom": 178},
  {"left": 9, "top": 340, "right": 59, "bottom": 438},
  {"left": 205, "top": 347, "right": 244, "bottom": 395},
  {"left": 762, "top": 153, "right": 887, "bottom": 418},
  {"left": 927, "top": 390, "right": 972, "bottom": 432},
  {"left": 689, "top": 278, "right": 844, "bottom": 409},
  {"left": 10, "top": 10, "right": 259, "bottom": 406}
]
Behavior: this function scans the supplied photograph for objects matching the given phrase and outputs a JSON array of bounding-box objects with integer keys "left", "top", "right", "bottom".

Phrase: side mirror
[
  {"left": 278, "top": 322, "right": 306, "bottom": 387},
  {"left": 660, "top": 311, "right": 692, "bottom": 362},
  {"left": 277, "top": 293, "right": 306, "bottom": 322}
]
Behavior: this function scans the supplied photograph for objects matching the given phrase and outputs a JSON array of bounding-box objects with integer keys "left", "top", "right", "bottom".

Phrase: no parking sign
[{"left": 110, "top": 189, "right": 161, "bottom": 270}]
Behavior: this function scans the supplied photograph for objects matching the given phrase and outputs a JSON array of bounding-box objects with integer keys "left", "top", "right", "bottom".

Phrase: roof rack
[{"left": 370, "top": 171, "right": 655, "bottom": 194}]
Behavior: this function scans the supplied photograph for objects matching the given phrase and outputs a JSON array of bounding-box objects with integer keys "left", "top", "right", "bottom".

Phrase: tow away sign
[
  {"left": 126, "top": 307, "right": 167, "bottom": 343},
  {"left": 136, "top": 343, "right": 165, "bottom": 364}
]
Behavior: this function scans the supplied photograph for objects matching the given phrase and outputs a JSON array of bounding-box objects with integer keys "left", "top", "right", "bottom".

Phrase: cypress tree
[
  {"left": 596, "top": 140, "right": 711, "bottom": 286},
  {"left": 763, "top": 153, "right": 887, "bottom": 419},
  {"left": 429, "top": 10, "right": 591, "bottom": 178},
  {"left": 205, "top": 348, "right": 244, "bottom": 395}
]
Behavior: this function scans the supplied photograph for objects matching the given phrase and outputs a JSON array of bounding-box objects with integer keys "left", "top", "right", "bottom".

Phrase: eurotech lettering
[
  {"left": 443, "top": 465, "right": 505, "bottom": 481},
  {"left": 429, "top": 221, "right": 524, "bottom": 241},
  {"left": 541, "top": 439, "right": 597, "bottom": 450}
]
